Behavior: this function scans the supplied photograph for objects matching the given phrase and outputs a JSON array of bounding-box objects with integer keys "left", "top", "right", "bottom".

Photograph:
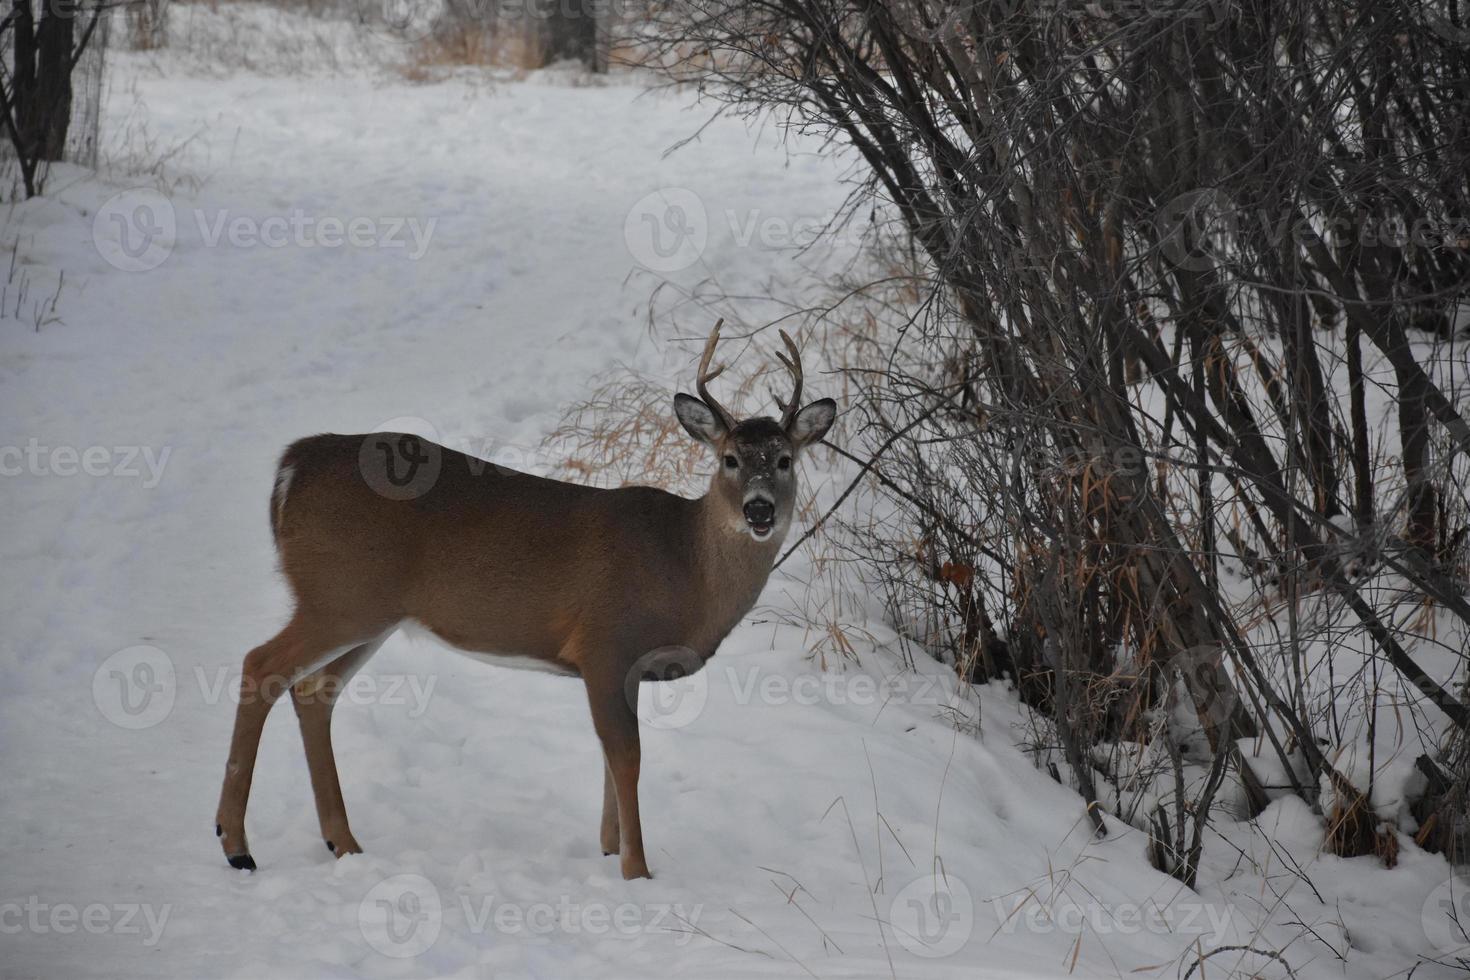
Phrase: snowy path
[{"left": 0, "top": 21, "right": 1459, "bottom": 980}]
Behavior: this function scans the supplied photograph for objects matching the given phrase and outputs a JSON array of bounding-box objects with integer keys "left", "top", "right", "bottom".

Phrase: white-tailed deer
[{"left": 215, "top": 322, "right": 835, "bottom": 879}]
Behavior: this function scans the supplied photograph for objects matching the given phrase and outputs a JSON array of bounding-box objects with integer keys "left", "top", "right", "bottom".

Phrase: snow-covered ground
[{"left": 1, "top": 7, "right": 1466, "bottom": 979}]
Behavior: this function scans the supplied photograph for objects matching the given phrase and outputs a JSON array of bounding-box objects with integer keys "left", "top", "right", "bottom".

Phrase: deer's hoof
[
  {"left": 227, "top": 853, "right": 257, "bottom": 872},
  {"left": 326, "top": 835, "right": 362, "bottom": 857}
]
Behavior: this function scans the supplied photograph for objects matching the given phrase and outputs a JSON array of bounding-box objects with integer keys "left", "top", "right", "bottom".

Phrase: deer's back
[{"left": 270, "top": 433, "right": 704, "bottom": 668}]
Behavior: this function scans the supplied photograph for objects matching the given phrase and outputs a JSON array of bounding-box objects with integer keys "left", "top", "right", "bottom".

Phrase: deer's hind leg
[
  {"left": 291, "top": 632, "right": 390, "bottom": 858},
  {"left": 601, "top": 758, "right": 620, "bottom": 855},
  {"left": 215, "top": 614, "right": 388, "bottom": 870}
]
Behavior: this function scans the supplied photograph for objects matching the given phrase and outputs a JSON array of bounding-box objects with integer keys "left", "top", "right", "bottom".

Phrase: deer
[{"left": 215, "top": 321, "right": 835, "bottom": 880}]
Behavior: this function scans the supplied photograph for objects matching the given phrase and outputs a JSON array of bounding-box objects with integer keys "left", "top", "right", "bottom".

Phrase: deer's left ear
[
  {"left": 786, "top": 398, "right": 836, "bottom": 451},
  {"left": 674, "top": 392, "right": 729, "bottom": 445}
]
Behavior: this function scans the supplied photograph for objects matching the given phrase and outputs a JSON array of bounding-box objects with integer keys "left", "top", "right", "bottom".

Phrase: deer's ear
[
  {"left": 787, "top": 398, "right": 836, "bottom": 451},
  {"left": 674, "top": 393, "right": 728, "bottom": 445}
]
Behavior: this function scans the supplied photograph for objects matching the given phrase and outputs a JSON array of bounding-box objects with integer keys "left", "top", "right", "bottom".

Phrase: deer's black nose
[{"left": 743, "top": 499, "right": 775, "bottom": 527}]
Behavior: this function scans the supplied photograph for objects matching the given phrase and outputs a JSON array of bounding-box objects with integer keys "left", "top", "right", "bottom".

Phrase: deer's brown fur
[{"left": 215, "top": 323, "right": 835, "bottom": 879}]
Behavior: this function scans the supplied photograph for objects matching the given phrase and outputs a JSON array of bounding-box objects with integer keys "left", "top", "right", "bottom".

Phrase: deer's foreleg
[{"left": 583, "top": 663, "right": 649, "bottom": 879}]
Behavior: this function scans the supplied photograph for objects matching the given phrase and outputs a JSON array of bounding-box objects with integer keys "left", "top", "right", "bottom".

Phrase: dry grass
[
  {"left": 1323, "top": 772, "right": 1399, "bottom": 865},
  {"left": 125, "top": 2, "right": 171, "bottom": 51},
  {"left": 0, "top": 241, "right": 65, "bottom": 332},
  {"left": 543, "top": 370, "right": 708, "bottom": 494},
  {"left": 405, "top": 25, "right": 545, "bottom": 77}
]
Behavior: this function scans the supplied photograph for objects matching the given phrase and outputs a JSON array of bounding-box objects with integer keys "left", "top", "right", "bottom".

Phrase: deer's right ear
[{"left": 674, "top": 393, "right": 729, "bottom": 445}]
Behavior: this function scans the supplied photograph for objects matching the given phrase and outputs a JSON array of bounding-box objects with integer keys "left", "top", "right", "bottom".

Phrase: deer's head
[{"left": 674, "top": 321, "right": 836, "bottom": 543}]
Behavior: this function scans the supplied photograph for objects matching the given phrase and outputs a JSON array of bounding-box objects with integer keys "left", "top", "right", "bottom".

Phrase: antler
[
  {"left": 775, "top": 328, "right": 804, "bottom": 428},
  {"left": 696, "top": 319, "right": 738, "bottom": 431}
]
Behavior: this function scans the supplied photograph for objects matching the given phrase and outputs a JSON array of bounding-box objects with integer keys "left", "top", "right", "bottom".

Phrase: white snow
[{"left": 1, "top": 6, "right": 1467, "bottom": 979}]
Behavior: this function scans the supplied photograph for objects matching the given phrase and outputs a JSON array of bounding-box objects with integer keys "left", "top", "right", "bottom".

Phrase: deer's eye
[
  {"left": 778, "top": 456, "right": 792, "bottom": 471},
  {"left": 723, "top": 455, "right": 739, "bottom": 469}
]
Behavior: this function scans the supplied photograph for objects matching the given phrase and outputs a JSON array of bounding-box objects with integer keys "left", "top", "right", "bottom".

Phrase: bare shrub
[{"left": 631, "top": 0, "right": 1470, "bottom": 876}]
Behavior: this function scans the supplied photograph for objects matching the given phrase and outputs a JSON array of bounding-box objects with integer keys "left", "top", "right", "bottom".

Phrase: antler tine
[
  {"left": 696, "top": 319, "right": 737, "bottom": 430},
  {"left": 776, "top": 328, "right": 804, "bottom": 427}
]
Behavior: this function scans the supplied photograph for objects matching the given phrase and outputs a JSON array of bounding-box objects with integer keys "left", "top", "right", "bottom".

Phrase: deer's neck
[{"left": 690, "top": 494, "right": 784, "bottom": 654}]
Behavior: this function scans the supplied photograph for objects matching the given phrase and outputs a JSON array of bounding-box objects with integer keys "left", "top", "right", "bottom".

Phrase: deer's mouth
[
  {"left": 748, "top": 520, "right": 775, "bottom": 541},
  {"left": 743, "top": 498, "right": 777, "bottom": 541}
]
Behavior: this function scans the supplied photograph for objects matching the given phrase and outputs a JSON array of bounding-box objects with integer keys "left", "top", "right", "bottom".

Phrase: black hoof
[
  {"left": 603, "top": 850, "right": 617, "bottom": 857},
  {"left": 227, "top": 853, "right": 257, "bottom": 871}
]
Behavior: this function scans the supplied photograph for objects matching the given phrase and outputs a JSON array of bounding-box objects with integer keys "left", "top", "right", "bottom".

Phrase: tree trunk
[
  {"left": 545, "top": 0, "right": 599, "bottom": 70},
  {"left": 34, "top": 2, "right": 74, "bottom": 161},
  {"left": 9, "top": 0, "right": 75, "bottom": 167}
]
